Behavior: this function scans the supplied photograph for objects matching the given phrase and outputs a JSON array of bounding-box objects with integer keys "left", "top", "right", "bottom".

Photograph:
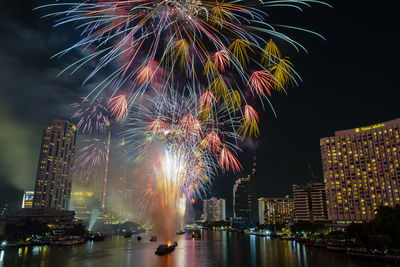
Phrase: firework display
[{"left": 40, "top": 0, "right": 329, "bottom": 240}]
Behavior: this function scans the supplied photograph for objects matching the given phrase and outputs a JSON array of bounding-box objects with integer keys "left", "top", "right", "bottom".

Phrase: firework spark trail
[
  {"left": 42, "top": 0, "right": 330, "bottom": 239},
  {"left": 39, "top": 1, "right": 330, "bottom": 107},
  {"left": 73, "top": 138, "right": 107, "bottom": 183},
  {"left": 109, "top": 95, "right": 128, "bottom": 122},
  {"left": 124, "top": 87, "right": 241, "bottom": 201},
  {"left": 71, "top": 97, "right": 109, "bottom": 134}
]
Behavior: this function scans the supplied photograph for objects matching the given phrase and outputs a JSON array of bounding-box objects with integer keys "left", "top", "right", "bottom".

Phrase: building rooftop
[{"left": 321, "top": 118, "right": 400, "bottom": 139}]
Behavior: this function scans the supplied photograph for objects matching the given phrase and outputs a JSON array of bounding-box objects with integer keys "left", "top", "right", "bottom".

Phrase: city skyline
[
  {"left": 1, "top": 1, "right": 400, "bottom": 266},
  {"left": 1, "top": 2, "right": 399, "bottom": 212}
]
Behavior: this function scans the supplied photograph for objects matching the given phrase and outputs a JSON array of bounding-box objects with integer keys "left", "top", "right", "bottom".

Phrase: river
[{"left": 0, "top": 231, "right": 397, "bottom": 267}]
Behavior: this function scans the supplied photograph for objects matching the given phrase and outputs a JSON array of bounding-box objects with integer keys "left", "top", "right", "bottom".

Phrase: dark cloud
[{"left": 0, "top": 3, "right": 83, "bottom": 202}]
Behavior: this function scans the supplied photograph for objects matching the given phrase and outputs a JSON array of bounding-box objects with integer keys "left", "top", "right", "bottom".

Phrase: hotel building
[
  {"left": 33, "top": 120, "right": 77, "bottom": 211},
  {"left": 292, "top": 180, "right": 328, "bottom": 222},
  {"left": 203, "top": 198, "right": 226, "bottom": 222},
  {"left": 320, "top": 118, "right": 400, "bottom": 222},
  {"left": 258, "top": 197, "right": 294, "bottom": 225}
]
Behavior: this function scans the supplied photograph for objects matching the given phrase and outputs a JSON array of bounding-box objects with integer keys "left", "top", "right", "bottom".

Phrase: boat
[
  {"left": 313, "top": 240, "right": 327, "bottom": 248},
  {"left": 150, "top": 236, "right": 157, "bottom": 242},
  {"left": 191, "top": 232, "right": 201, "bottom": 239},
  {"left": 124, "top": 232, "right": 132, "bottom": 238},
  {"left": 173, "top": 241, "right": 178, "bottom": 247},
  {"left": 88, "top": 232, "right": 105, "bottom": 241},
  {"left": 155, "top": 244, "right": 176, "bottom": 256},
  {"left": 51, "top": 237, "right": 85, "bottom": 246},
  {"left": 326, "top": 242, "right": 348, "bottom": 251},
  {"left": 176, "top": 230, "right": 185, "bottom": 235},
  {"left": 346, "top": 249, "right": 400, "bottom": 262}
]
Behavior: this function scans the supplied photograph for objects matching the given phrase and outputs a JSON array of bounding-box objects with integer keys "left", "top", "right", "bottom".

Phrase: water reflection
[
  {"left": 0, "top": 232, "right": 396, "bottom": 267},
  {"left": 249, "top": 235, "right": 256, "bottom": 266}
]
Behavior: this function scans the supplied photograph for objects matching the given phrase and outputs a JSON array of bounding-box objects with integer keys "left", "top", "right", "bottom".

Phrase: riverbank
[{"left": 1, "top": 231, "right": 397, "bottom": 267}]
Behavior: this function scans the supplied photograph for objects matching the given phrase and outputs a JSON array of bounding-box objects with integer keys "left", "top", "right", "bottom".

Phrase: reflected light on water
[
  {"left": 258, "top": 237, "right": 267, "bottom": 267},
  {"left": 0, "top": 231, "right": 393, "bottom": 267},
  {"left": 249, "top": 235, "right": 256, "bottom": 267},
  {"left": 302, "top": 242, "right": 308, "bottom": 266},
  {"left": 32, "top": 246, "right": 40, "bottom": 256},
  {"left": 221, "top": 231, "right": 227, "bottom": 267}
]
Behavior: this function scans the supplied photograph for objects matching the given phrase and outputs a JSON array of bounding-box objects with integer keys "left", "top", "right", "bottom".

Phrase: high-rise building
[
  {"left": 258, "top": 196, "right": 294, "bottom": 225},
  {"left": 320, "top": 118, "right": 400, "bottom": 222},
  {"left": 203, "top": 197, "right": 226, "bottom": 222},
  {"left": 292, "top": 180, "right": 328, "bottom": 222},
  {"left": 21, "top": 190, "right": 34, "bottom": 208},
  {"left": 33, "top": 120, "right": 77, "bottom": 211},
  {"left": 233, "top": 155, "right": 257, "bottom": 224},
  {"left": 233, "top": 175, "right": 257, "bottom": 223}
]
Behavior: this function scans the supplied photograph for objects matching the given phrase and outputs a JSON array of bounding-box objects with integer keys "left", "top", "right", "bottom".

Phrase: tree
[
  {"left": 371, "top": 205, "right": 400, "bottom": 250},
  {"left": 290, "top": 221, "right": 324, "bottom": 235}
]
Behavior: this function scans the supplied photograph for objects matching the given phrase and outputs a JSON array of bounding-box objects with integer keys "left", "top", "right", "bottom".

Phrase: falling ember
[
  {"left": 202, "top": 131, "right": 221, "bottom": 152},
  {"left": 147, "top": 118, "right": 168, "bottom": 134},
  {"left": 239, "top": 105, "right": 260, "bottom": 137},
  {"left": 137, "top": 65, "right": 154, "bottom": 84},
  {"left": 70, "top": 97, "right": 109, "bottom": 134},
  {"left": 199, "top": 91, "right": 216, "bottom": 109},
  {"left": 73, "top": 138, "right": 106, "bottom": 183},
  {"left": 214, "top": 50, "right": 229, "bottom": 71},
  {"left": 248, "top": 70, "right": 274, "bottom": 97},
  {"left": 108, "top": 95, "right": 128, "bottom": 121},
  {"left": 43, "top": 0, "right": 329, "bottom": 245},
  {"left": 180, "top": 113, "right": 203, "bottom": 138},
  {"left": 219, "top": 146, "right": 242, "bottom": 173},
  {"left": 244, "top": 105, "right": 259, "bottom": 123}
]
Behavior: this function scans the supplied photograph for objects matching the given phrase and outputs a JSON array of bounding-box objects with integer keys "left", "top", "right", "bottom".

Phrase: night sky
[{"left": 1, "top": 1, "right": 399, "bottom": 216}]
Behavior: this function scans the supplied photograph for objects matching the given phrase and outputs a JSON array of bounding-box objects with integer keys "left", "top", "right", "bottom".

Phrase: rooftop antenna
[{"left": 306, "top": 161, "right": 318, "bottom": 182}]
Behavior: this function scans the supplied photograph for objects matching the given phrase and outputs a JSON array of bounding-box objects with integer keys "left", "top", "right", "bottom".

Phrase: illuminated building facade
[
  {"left": 203, "top": 198, "right": 226, "bottom": 222},
  {"left": 292, "top": 180, "right": 328, "bottom": 222},
  {"left": 33, "top": 120, "right": 77, "bottom": 211},
  {"left": 321, "top": 118, "right": 400, "bottom": 222},
  {"left": 258, "top": 197, "right": 294, "bottom": 225},
  {"left": 21, "top": 190, "right": 34, "bottom": 208}
]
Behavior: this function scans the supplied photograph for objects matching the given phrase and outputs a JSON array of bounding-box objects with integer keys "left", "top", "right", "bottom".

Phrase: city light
[{"left": 3, "top": 0, "right": 400, "bottom": 266}]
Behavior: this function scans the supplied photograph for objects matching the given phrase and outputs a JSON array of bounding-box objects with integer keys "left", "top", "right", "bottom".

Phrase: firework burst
[
  {"left": 71, "top": 97, "right": 109, "bottom": 134},
  {"left": 39, "top": 0, "right": 329, "bottom": 239}
]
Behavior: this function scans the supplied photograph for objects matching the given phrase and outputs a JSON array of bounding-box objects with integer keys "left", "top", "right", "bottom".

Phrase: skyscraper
[
  {"left": 320, "top": 118, "right": 400, "bottom": 222},
  {"left": 203, "top": 198, "right": 226, "bottom": 222},
  {"left": 33, "top": 120, "right": 77, "bottom": 211},
  {"left": 233, "top": 155, "right": 257, "bottom": 224},
  {"left": 233, "top": 175, "right": 258, "bottom": 223},
  {"left": 258, "top": 197, "right": 294, "bottom": 225},
  {"left": 292, "top": 180, "right": 328, "bottom": 222}
]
